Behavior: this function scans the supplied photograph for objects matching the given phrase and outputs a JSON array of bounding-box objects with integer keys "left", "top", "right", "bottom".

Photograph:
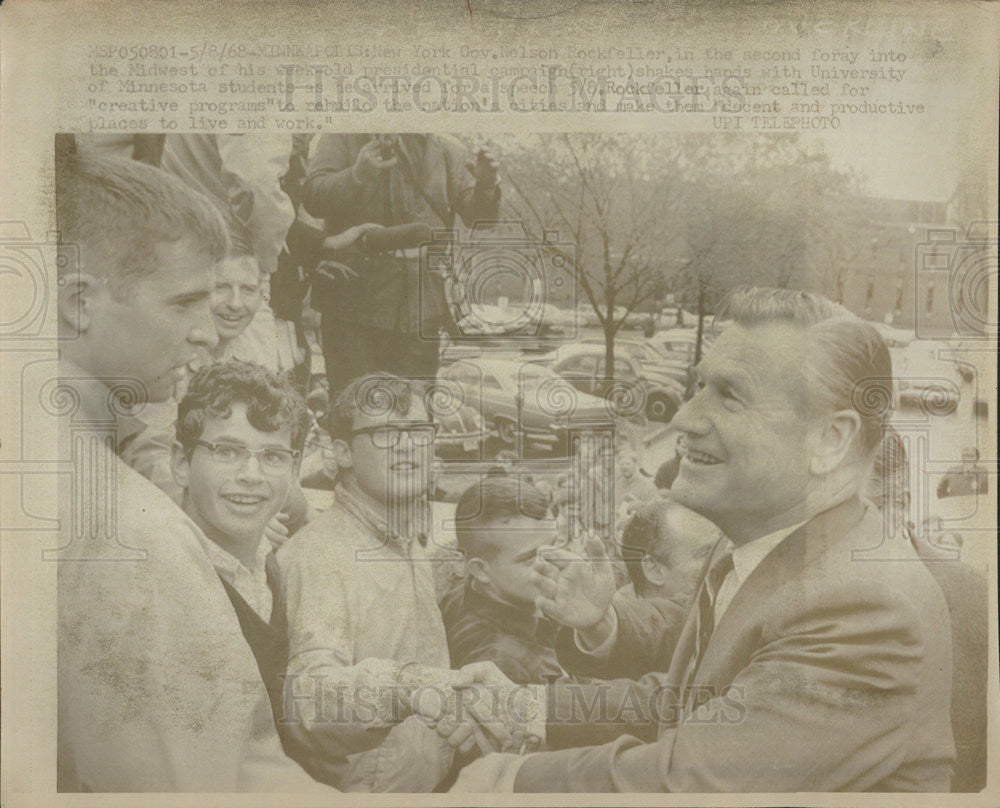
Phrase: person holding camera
[{"left": 301, "top": 134, "right": 501, "bottom": 393}]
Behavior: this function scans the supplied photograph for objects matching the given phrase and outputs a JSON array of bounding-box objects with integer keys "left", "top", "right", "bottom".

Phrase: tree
[
  {"left": 493, "top": 133, "right": 686, "bottom": 381},
  {"left": 670, "top": 135, "right": 868, "bottom": 359}
]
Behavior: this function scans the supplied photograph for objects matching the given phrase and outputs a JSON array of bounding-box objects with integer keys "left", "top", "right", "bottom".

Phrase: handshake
[{"left": 408, "top": 662, "right": 546, "bottom": 758}]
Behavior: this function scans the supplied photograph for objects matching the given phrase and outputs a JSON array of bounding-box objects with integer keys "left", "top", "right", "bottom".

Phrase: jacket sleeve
[
  {"left": 517, "top": 582, "right": 938, "bottom": 792},
  {"left": 216, "top": 134, "right": 295, "bottom": 275},
  {"left": 300, "top": 135, "right": 372, "bottom": 225},
  {"left": 277, "top": 537, "right": 405, "bottom": 762},
  {"left": 438, "top": 135, "right": 500, "bottom": 228},
  {"left": 554, "top": 592, "right": 689, "bottom": 681}
]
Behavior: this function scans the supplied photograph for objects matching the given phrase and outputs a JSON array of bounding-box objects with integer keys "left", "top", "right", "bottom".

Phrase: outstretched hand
[{"left": 533, "top": 534, "right": 618, "bottom": 633}]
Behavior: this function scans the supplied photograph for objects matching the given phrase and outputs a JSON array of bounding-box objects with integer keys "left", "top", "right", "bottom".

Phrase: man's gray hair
[{"left": 715, "top": 286, "right": 893, "bottom": 455}]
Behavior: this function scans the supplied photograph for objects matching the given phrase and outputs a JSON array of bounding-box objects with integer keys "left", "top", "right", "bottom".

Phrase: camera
[
  {"left": 420, "top": 220, "right": 579, "bottom": 342},
  {"left": 913, "top": 222, "right": 997, "bottom": 339}
]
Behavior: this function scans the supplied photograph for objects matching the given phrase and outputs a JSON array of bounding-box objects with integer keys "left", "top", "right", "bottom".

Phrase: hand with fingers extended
[
  {"left": 532, "top": 533, "right": 619, "bottom": 641},
  {"left": 322, "top": 222, "right": 383, "bottom": 252}
]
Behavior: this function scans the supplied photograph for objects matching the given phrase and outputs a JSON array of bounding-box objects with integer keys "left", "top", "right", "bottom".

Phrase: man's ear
[
  {"left": 57, "top": 273, "right": 100, "bottom": 335},
  {"left": 170, "top": 441, "right": 191, "bottom": 490},
  {"left": 640, "top": 554, "right": 667, "bottom": 588},
  {"left": 328, "top": 438, "right": 352, "bottom": 476},
  {"left": 810, "top": 409, "right": 863, "bottom": 476},
  {"left": 466, "top": 556, "right": 491, "bottom": 585}
]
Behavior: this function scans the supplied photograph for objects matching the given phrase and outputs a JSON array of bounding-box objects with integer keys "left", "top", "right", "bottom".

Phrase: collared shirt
[
  {"left": 275, "top": 480, "right": 452, "bottom": 792},
  {"left": 198, "top": 535, "right": 274, "bottom": 621},
  {"left": 56, "top": 365, "right": 326, "bottom": 792},
  {"left": 713, "top": 521, "right": 807, "bottom": 626},
  {"left": 577, "top": 521, "right": 807, "bottom": 656}
]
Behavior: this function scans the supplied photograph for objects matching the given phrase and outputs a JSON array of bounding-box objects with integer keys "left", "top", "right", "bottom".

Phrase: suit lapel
[{"left": 677, "top": 497, "right": 869, "bottom": 713}]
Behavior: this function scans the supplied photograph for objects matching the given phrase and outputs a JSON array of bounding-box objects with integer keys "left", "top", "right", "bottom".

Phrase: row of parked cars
[{"left": 432, "top": 328, "right": 713, "bottom": 457}]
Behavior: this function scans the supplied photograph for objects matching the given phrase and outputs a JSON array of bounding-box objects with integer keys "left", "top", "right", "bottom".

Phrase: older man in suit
[{"left": 446, "top": 287, "right": 955, "bottom": 792}]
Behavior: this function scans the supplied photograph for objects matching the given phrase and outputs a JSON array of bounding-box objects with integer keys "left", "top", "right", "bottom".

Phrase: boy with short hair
[
  {"left": 209, "top": 226, "right": 272, "bottom": 367},
  {"left": 440, "top": 476, "right": 571, "bottom": 685},
  {"left": 276, "top": 372, "right": 456, "bottom": 791},
  {"left": 55, "top": 145, "right": 328, "bottom": 791}
]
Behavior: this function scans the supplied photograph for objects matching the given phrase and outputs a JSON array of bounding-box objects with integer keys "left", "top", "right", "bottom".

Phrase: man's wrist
[
  {"left": 575, "top": 606, "right": 617, "bottom": 655},
  {"left": 474, "top": 179, "right": 500, "bottom": 198}
]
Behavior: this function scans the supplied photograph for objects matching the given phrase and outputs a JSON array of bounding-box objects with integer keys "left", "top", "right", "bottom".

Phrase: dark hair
[
  {"left": 55, "top": 139, "right": 230, "bottom": 299},
  {"left": 715, "top": 286, "right": 893, "bottom": 455},
  {"left": 620, "top": 497, "right": 717, "bottom": 592},
  {"left": 454, "top": 476, "right": 550, "bottom": 561},
  {"left": 176, "top": 360, "right": 308, "bottom": 454},
  {"left": 327, "top": 373, "right": 424, "bottom": 441}
]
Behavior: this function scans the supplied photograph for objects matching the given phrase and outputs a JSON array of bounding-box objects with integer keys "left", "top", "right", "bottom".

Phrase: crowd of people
[{"left": 54, "top": 133, "right": 985, "bottom": 793}]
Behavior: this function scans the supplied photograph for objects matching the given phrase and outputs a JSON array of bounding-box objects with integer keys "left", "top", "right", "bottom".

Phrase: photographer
[{"left": 301, "top": 134, "right": 500, "bottom": 392}]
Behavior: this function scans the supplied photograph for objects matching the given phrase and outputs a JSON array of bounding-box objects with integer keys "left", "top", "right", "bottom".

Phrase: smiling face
[
  {"left": 84, "top": 238, "right": 219, "bottom": 402},
  {"left": 173, "top": 401, "right": 294, "bottom": 556},
  {"left": 619, "top": 454, "right": 638, "bottom": 479},
  {"left": 670, "top": 323, "right": 816, "bottom": 543},
  {"left": 211, "top": 255, "right": 263, "bottom": 343}
]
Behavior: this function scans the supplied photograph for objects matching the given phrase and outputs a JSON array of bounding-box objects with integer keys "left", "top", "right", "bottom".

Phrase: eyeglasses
[
  {"left": 350, "top": 421, "right": 439, "bottom": 449},
  {"left": 193, "top": 440, "right": 300, "bottom": 471}
]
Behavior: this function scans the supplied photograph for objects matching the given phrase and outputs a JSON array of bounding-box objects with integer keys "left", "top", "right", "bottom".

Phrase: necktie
[{"left": 680, "top": 549, "right": 735, "bottom": 711}]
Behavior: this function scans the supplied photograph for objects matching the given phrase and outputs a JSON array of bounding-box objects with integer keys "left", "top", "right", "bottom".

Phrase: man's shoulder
[
  {"left": 765, "top": 509, "right": 950, "bottom": 637},
  {"left": 115, "top": 456, "right": 200, "bottom": 536}
]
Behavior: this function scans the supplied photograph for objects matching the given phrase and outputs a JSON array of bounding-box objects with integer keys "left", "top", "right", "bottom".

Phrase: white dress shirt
[
  {"left": 713, "top": 521, "right": 806, "bottom": 626},
  {"left": 198, "top": 534, "right": 274, "bottom": 620},
  {"left": 578, "top": 521, "right": 808, "bottom": 655}
]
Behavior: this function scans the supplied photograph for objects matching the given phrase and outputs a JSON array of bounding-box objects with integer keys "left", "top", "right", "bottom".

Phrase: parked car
[
  {"left": 579, "top": 337, "right": 689, "bottom": 387},
  {"left": 648, "top": 328, "right": 714, "bottom": 365},
  {"left": 440, "top": 358, "right": 611, "bottom": 454},
  {"left": 432, "top": 397, "right": 493, "bottom": 459},
  {"left": 535, "top": 344, "right": 685, "bottom": 422}
]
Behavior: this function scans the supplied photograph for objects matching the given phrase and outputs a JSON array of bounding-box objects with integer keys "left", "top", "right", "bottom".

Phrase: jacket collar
[
  {"left": 334, "top": 478, "right": 430, "bottom": 551},
  {"left": 465, "top": 579, "right": 556, "bottom": 643}
]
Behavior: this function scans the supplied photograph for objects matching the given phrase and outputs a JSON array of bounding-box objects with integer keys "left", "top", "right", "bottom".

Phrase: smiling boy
[{"left": 172, "top": 361, "right": 306, "bottom": 617}]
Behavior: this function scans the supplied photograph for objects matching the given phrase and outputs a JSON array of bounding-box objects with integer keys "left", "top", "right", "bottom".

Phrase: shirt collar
[
  {"left": 335, "top": 478, "right": 430, "bottom": 551},
  {"left": 197, "top": 532, "right": 270, "bottom": 584},
  {"left": 730, "top": 520, "right": 808, "bottom": 588}
]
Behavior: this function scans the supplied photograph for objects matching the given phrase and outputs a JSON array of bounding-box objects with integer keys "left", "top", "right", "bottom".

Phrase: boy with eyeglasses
[
  {"left": 169, "top": 361, "right": 307, "bottom": 728},
  {"left": 274, "top": 372, "right": 458, "bottom": 792}
]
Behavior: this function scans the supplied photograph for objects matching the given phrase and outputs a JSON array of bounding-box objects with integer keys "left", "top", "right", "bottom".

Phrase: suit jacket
[{"left": 517, "top": 497, "right": 956, "bottom": 792}]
